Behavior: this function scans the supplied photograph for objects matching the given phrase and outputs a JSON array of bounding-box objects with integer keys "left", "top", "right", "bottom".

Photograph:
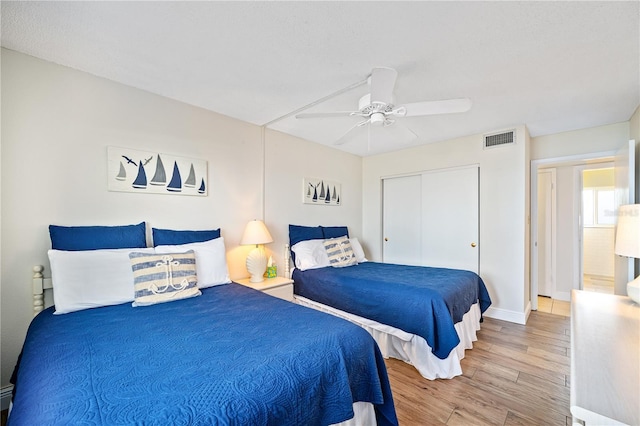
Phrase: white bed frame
[
  {"left": 283, "top": 246, "right": 482, "bottom": 380},
  {"left": 32, "top": 265, "right": 52, "bottom": 317}
]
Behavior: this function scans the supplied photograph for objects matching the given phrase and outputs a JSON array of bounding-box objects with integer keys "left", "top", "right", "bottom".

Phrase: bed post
[
  {"left": 33, "top": 265, "right": 45, "bottom": 316},
  {"left": 284, "top": 244, "right": 291, "bottom": 279},
  {"left": 32, "top": 265, "right": 53, "bottom": 317}
]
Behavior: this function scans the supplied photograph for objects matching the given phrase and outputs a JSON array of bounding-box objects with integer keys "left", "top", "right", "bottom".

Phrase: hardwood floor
[
  {"left": 1, "top": 311, "right": 570, "bottom": 426},
  {"left": 387, "top": 311, "right": 571, "bottom": 425}
]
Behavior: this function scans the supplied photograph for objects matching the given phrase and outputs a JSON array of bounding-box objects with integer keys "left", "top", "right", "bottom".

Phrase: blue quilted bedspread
[
  {"left": 293, "top": 262, "right": 492, "bottom": 359},
  {"left": 9, "top": 284, "right": 397, "bottom": 426}
]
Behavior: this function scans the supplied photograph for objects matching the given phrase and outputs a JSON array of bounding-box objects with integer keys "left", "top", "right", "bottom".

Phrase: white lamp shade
[
  {"left": 615, "top": 204, "right": 640, "bottom": 258},
  {"left": 240, "top": 220, "right": 273, "bottom": 246}
]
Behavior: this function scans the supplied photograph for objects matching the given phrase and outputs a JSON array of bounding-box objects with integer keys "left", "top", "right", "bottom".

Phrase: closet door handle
[
  {"left": 384, "top": 238, "right": 389, "bottom": 242},
  {"left": 471, "top": 242, "right": 477, "bottom": 248}
]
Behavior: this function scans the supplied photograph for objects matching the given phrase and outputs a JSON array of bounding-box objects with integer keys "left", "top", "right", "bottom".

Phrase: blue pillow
[
  {"left": 322, "top": 226, "right": 349, "bottom": 239},
  {"left": 289, "top": 225, "right": 324, "bottom": 264},
  {"left": 152, "top": 228, "right": 220, "bottom": 247},
  {"left": 289, "top": 225, "right": 324, "bottom": 247},
  {"left": 49, "top": 222, "right": 146, "bottom": 251}
]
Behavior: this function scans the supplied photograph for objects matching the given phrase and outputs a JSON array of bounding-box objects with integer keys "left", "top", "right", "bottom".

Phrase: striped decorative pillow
[
  {"left": 323, "top": 236, "right": 358, "bottom": 268},
  {"left": 129, "top": 251, "right": 201, "bottom": 307}
]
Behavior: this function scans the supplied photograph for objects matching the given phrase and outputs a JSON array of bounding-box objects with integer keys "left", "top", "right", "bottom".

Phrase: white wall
[
  {"left": 531, "top": 122, "right": 630, "bottom": 160},
  {"left": 0, "top": 49, "right": 363, "bottom": 388},
  {"left": 263, "top": 129, "right": 362, "bottom": 270},
  {"left": 362, "top": 126, "right": 531, "bottom": 323},
  {"left": 630, "top": 106, "right": 640, "bottom": 200},
  {"left": 530, "top": 123, "right": 632, "bottom": 303}
]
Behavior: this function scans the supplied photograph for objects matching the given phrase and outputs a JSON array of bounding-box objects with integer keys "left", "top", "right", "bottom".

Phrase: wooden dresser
[{"left": 570, "top": 290, "right": 640, "bottom": 425}]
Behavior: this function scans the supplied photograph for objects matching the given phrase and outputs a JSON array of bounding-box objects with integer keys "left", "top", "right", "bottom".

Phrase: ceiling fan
[{"left": 295, "top": 67, "right": 472, "bottom": 147}]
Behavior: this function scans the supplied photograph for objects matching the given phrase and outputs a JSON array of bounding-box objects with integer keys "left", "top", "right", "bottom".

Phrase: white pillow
[
  {"left": 323, "top": 236, "right": 358, "bottom": 268},
  {"left": 291, "top": 239, "right": 330, "bottom": 271},
  {"left": 48, "top": 247, "right": 155, "bottom": 315},
  {"left": 154, "top": 237, "right": 231, "bottom": 288},
  {"left": 349, "top": 238, "right": 368, "bottom": 263}
]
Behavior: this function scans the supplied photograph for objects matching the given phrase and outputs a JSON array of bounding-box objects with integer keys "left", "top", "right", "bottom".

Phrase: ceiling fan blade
[
  {"left": 368, "top": 121, "right": 417, "bottom": 150},
  {"left": 369, "top": 67, "right": 397, "bottom": 105},
  {"left": 335, "top": 120, "right": 369, "bottom": 145},
  {"left": 296, "top": 111, "right": 360, "bottom": 119},
  {"left": 396, "top": 98, "right": 472, "bottom": 117}
]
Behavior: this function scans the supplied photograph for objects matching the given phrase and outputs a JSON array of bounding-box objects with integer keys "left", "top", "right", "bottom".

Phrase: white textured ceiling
[{"left": 2, "top": 1, "right": 639, "bottom": 156}]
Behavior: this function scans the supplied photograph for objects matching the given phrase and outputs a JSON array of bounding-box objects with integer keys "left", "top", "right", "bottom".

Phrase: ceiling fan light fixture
[{"left": 370, "top": 112, "right": 386, "bottom": 126}]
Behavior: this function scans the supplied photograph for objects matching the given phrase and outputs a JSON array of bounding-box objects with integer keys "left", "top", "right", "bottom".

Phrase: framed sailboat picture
[
  {"left": 107, "top": 147, "right": 207, "bottom": 196},
  {"left": 303, "top": 178, "right": 341, "bottom": 206}
]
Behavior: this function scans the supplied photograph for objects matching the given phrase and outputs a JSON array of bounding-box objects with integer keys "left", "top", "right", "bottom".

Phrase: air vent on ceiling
[{"left": 483, "top": 130, "right": 516, "bottom": 149}]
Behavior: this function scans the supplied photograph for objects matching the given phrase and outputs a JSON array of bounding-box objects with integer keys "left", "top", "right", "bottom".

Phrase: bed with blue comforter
[
  {"left": 293, "top": 262, "right": 492, "bottom": 361},
  {"left": 9, "top": 283, "right": 397, "bottom": 426}
]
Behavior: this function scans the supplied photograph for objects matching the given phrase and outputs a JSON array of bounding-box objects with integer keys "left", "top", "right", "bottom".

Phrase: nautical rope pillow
[
  {"left": 129, "top": 250, "right": 201, "bottom": 306},
  {"left": 323, "top": 236, "right": 358, "bottom": 268}
]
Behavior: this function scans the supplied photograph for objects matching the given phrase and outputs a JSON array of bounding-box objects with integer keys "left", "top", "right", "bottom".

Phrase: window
[{"left": 582, "top": 187, "right": 615, "bottom": 227}]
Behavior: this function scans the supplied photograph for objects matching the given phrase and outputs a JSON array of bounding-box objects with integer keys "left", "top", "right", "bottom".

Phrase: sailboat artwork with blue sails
[
  {"left": 132, "top": 161, "right": 147, "bottom": 189},
  {"left": 167, "top": 161, "right": 182, "bottom": 192},
  {"left": 108, "top": 147, "right": 207, "bottom": 196},
  {"left": 303, "top": 178, "right": 341, "bottom": 206}
]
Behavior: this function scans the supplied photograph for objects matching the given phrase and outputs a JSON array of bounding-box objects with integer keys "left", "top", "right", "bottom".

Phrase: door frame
[{"left": 530, "top": 150, "right": 616, "bottom": 310}]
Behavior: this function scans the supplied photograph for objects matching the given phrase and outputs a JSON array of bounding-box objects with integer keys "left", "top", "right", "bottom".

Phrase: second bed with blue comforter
[
  {"left": 9, "top": 283, "right": 397, "bottom": 426},
  {"left": 293, "top": 262, "right": 492, "bottom": 360}
]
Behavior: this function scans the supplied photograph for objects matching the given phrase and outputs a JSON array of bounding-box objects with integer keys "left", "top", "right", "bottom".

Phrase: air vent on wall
[{"left": 483, "top": 129, "right": 515, "bottom": 149}]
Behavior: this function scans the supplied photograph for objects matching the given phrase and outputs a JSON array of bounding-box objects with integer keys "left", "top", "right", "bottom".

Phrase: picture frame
[
  {"left": 303, "top": 177, "right": 341, "bottom": 205},
  {"left": 107, "top": 146, "right": 207, "bottom": 196}
]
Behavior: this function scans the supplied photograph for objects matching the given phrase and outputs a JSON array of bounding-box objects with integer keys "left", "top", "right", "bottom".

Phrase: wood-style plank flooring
[{"left": 387, "top": 310, "right": 571, "bottom": 425}]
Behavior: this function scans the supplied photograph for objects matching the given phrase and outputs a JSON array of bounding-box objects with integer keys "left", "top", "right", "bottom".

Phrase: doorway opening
[
  {"left": 581, "top": 166, "right": 615, "bottom": 294},
  {"left": 530, "top": 152, "right": 615, "bottom": 311}
]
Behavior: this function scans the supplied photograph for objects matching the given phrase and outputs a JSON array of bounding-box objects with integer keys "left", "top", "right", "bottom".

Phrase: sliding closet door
[
  {"left": 382, "top": 175, "right": 422, "bottom": 266},
  {"left": 382, "top": 166, "right": 479, "bottom": 273},
  {"left": 421, "top": 166, "right": 479, "bottom": 273}
]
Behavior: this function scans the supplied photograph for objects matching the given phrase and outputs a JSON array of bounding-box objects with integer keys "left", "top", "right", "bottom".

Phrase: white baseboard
[
  {"left": 484, "top": 306, "right": 529, "bottom": 325},
  {"left": 1, "top": 384, "right": 13, "bottom": 411}
]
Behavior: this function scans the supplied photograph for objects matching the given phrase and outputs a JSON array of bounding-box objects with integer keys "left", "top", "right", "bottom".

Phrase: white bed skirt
[
  {"left": 332, "top": 402, "right": 376, "bottom": 426},
  {"left": 295, "top": 296, "right": 482, "bottom": 380}
]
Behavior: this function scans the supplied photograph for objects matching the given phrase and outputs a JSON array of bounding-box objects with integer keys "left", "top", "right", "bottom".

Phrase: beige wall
[
  {"left": 362, "top": 127, "right": 531, "bottom": 323},
  {"left": 531, "top": 122, "right": 630, "bottom": 160},
  {"left": 0, "top": 49, "right": 362, "bottom": 387},
  {"left": 264, "top": 129, "right": 362, "bottom": 269}
]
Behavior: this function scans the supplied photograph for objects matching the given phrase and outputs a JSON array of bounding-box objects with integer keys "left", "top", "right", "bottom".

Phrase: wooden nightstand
[{"left": 235, "top": 276, "right": 294, "bottom": 301}]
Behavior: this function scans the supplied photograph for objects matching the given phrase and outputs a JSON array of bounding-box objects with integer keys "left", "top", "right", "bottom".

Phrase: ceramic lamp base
[
  {"left": 628, "top": 275, "right": 640, "bottom": 304},
  {"left": 246, "top": 246, "right": 267, "bottom": 283}
]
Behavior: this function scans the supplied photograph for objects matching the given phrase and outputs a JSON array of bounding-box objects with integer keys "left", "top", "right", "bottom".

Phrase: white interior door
[
  {"left": 420, "top": 166, "right": 479, "bottom": 273},
  {"left": 537, "top": 169, "right": 555, "bottom": 297},
  {"left": 382, "top": 175, "right": 422, "bottom": 265},
  {"left": 614, "top": 140, "right": 637, "bottom": 295}
]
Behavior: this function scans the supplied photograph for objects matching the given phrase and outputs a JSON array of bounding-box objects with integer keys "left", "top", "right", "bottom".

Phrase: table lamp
[
  {"left": 241, "top": 220, "right": 273, "bottom": 283},
  {"left": 615, "top": 204, "right": 640, "bottom": 304}
]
